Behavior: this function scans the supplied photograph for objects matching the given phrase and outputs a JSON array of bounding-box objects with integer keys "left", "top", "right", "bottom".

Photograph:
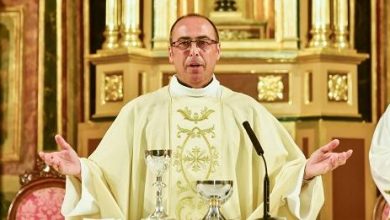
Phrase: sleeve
[
  {"left": 61, "top": 159, "right": 99, "bottom": 218},
  {"left": 60, "top": 104, "right": 135, "bottom": 219},
  {"left": 247, "top": 105, "right": 324, "bottom": 220},
  {"left": 269, "top": 115, "right": 324, "bottom": 220},
  {"left": 370, "top": 105, "right": 390, "bottom": 204}
]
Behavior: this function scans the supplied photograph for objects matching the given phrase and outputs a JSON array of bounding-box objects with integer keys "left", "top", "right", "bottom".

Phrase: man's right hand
[{"left": 39, "top": 134, "right": 81, "bottom": 179}]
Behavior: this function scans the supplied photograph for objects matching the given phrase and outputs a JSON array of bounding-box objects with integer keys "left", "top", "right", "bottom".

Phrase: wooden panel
[
  {"left": 218, "top": 73, "right": 289, "bottom": 102},
  {"left": 87, "top": 138, "right": 101, "bottom": 156},
  {"left": 77, "top": 122, "right": 111, "bottom": 157},
  {"left": 332, "top": 137, "right": 365, "bottom": 220},
  {"left": 301, "top": 137, "right": 309, "bottom": 158},
  {"left": 162, "top": 72, "right": 289, "bottom": 102}
]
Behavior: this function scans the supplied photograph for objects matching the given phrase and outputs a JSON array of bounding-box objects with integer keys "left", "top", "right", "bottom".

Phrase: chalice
[
  {"left": 145, "top": 149, "right": 172, "bottom": 219},
  {"left": 196, "top": 180, "right": 233, "bottom": 220}
]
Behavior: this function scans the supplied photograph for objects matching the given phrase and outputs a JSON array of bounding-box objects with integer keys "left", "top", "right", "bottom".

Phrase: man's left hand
[{"left": 304, "top": 139, "right": 353, "bottom": 180}]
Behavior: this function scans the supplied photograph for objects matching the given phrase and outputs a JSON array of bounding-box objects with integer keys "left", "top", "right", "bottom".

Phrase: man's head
[{"left": 168, "top": 14, "right": 221, "bottom": 88}]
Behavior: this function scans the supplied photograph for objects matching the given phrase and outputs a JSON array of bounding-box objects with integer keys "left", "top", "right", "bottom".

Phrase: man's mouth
[{"left": 187, "top": 62, "right": 203, "bottom": 68}]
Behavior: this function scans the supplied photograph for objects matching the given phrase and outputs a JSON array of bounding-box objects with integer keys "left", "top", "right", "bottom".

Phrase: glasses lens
[
  {"left": 177, "top": 40, "right": 191, "bottom": 50},
  {"left": 196, "top": 39, "right": 209, "bottom": 50},
  {"left": 172, "top": 38, "right": 217, "bottom": 50}
]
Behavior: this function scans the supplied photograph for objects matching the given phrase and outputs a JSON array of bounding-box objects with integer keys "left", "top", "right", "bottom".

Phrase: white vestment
[
  {"left": 370, "top": 105, "right": 390, "bottom": 207},
  {"left": 61, "top": 76, "right": 324, "bottom": 220}
]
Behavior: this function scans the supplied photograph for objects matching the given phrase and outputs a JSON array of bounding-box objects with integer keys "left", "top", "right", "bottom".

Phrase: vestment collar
[{"left": 168, "top": 75, "right": 221, "bottom": 98}]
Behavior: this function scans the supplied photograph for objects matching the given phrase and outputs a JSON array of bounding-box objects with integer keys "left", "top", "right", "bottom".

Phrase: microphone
[
  {"left": 242, "top": 121, "right": 275, "bottom": 220},
  {"left": 242, "top": 121, "right": 264, "bottom": 156}
]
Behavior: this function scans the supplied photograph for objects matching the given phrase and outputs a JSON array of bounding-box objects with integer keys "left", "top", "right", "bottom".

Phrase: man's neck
[{"left": 176, "top": 77, "right": 213, "bottom": 88}]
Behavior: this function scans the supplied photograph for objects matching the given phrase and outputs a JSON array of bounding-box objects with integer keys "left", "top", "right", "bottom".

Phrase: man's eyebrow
[
  {"left": 195, "top": 35, "right": 211, "bottom": 39},
  {"left": 175, "top": 36, "right": 191, "bottom": 41},
  {"left": 175, "top": 35, "right": 212, "bottom": 41}
]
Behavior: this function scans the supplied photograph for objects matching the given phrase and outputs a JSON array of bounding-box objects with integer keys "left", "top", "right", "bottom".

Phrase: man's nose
[{"left": 189, "top": 42, "right": 200, "bottom": 56}]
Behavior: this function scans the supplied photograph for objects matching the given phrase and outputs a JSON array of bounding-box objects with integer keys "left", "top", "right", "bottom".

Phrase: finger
[
  {"left": 320, "top": 139, "right": 340, "bottom": 153},
  {"left": 331, "top": 152, "right": 351, "bottom": 169},
  {"left": 345, "top": 149, "right": 353, "bottom": 159},
  {"left": 336, "top": 150, "right": 353, "bottom": 163},
  {"left": 55, "top": 134, "right": 72, "bottom": 151},
  {"left": 329, "top": 156, "right": 342, "bottom": 170},
  {"left": 53, "top": 160, "right": 62, "bottom": 173},
  {"left": 38, "top": 152, "right": 46, "bottom": 161},
  {"left": 39, "top": 152, "right": 54, "bottom": 164}
]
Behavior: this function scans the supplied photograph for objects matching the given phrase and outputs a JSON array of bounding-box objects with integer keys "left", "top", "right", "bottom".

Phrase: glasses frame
[{"left": 170, "top": 38, "right": 219, "bottom": 50}]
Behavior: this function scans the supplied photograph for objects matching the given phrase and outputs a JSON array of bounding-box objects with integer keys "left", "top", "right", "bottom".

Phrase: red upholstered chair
[
  {"left": 7, "top": 157, "right": 66, "bottom": 220},
  {"left": 373, "top": 194, "right": 390, "bottom": 220}
]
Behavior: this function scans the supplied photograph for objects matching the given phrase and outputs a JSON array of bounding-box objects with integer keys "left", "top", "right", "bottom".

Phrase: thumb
[
  {"left": 54, "top": 134, "right": 72, "bottom": 151},
  {"left": 320, "top": 139, "right": 340, "bottom": 153}
]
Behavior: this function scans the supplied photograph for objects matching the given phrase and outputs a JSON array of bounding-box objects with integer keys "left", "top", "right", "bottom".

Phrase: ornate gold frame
[{"left": 0, "top": 6, "right": 23, "bottom": 162}]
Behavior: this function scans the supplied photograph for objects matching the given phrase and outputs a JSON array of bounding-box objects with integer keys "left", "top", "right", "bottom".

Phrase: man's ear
[
  {"left": 168, "top": 46, "right": 173, "bottom": 63},
  {"left": 216, "top": 43, "right": 221, "bottom": 60}
]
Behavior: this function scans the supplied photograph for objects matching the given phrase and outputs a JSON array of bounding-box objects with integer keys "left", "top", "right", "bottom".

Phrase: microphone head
[{"left": 242, "top": 121, "right": 264, "bottom": 155}]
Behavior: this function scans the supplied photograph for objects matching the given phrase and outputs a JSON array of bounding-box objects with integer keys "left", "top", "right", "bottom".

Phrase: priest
[
  {"left": 40, "top": 14, "right": 353, "bottom": 220},
  {"left": 370, "top": 105, "right": 390, "bottom": 208}
]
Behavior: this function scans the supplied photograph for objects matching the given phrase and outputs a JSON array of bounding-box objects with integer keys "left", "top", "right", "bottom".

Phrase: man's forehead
[{"left": 171, "top": 17, "right": 216, "bottom": 39}]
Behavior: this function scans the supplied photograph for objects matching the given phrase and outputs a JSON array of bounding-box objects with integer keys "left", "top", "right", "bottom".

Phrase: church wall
[{"left": 0, "top": 0, "right": 39, "bottom": 217}]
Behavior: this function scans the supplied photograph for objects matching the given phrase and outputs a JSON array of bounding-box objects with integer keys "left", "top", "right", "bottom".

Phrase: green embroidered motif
[
  {"left": 385, "top": 190, "right": 390, "bottom": 194},
  {"left": 177, "top": 125, "right": 215, "bottom": 138},
  {"left": 184, "top": 146, "right": 211, "bottom": 172},
  {"left": 177, "top": 107, "right": 215, "bottom": 123}
]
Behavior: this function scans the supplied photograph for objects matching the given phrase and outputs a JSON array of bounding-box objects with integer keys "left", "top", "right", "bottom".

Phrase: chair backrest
[
  {"left": 7, "top": 157, "right": 66, "bottom": 220},
  {"left": 373, "top": 194, "right": 390, "bottom": 220}
]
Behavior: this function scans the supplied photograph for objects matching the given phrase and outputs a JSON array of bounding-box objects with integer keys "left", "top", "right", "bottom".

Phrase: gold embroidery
[
  {"left": 177, "top": 107, "right": 215, "bottom": 123},
  {"left": 175, "top": 195, "right": 207, "bottom": 220},
  {"left": 174, "top": 106, "right": 220, "bottom": 218},
  {"left": 177, "top": 125, "right": 215, "bottom": 138},
  {"left": 173, "top": 126, "right": 219, "bottom": 184}
]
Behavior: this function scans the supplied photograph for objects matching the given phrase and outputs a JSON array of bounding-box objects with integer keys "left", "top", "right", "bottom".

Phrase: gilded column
[
  {"left": 308, "top": 0, "right": 331, "bottom": 48},
  {"left": 120, "top": 0, "right": 143, "bottom": 48},
  {"left": 153, "top": 0, "right": 177, "bottom": 50},
  {"left": 333, "top": 0, "right": 349, "bottom": 49},
  {"left": 103, "top": 0, "right": 120, "bottom": 49}
]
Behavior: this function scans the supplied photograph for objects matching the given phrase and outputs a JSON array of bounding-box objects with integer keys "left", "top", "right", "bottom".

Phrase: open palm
[
  {"left": 39, "top": 135, "right": 81, "bottom": 178},
  {"left": 304, "top": 139, "right": 353, "bottom": 180}
]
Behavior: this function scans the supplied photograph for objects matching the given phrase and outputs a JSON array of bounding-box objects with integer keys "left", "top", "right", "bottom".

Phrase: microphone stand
[
  {"left": 242, "top": 121, "right": 284, "bottom": 220},
  {"left": 259, "top": 153, "right": 272, "bottom": 220}
]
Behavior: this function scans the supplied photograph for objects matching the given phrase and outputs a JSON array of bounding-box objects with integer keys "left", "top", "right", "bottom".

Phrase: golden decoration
[
  {"left": 219, "top": 29, "right": 251, "bottom": 40},
  {"left": 332, "top": 0, "right": 350, "bottom": 49},
  {"left": 120, "top": 27, "right": 143, "bottom": 48},
  {"left": 327, "top": 73, "right": 348, "bottom": 102},
  {"left": 173, "top": 106, "right": 219, "bottom": 218},
  {"left": 120, "top": 0, "right": 143, "bottom": 48},
  {"left": 102, "top": 0, "right": 120, "bottom": 49},
  {"left": 103, "top": 73, "right": 124, "bottom": 103},
  {"left": 308, "top": 0, "right": 331, "bottom": 48},
  {"left": 257, "top": 75, "right": 284, "bottom": 102},
  {"left": 177, "top": 107, "right": 215, "bottom": 123}
]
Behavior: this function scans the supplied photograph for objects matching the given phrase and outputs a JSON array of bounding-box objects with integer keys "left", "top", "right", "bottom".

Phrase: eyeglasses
[{"left": 170, "top": 38, "right": 219, "bottom": 50}]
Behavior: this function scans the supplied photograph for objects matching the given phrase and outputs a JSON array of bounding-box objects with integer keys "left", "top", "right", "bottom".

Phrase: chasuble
[
  {"left": 370, "top": 105, "right": 390, "bottom": 206},
  {"left": 61, "top": 76, "right": 324, "bottom": 220}
]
